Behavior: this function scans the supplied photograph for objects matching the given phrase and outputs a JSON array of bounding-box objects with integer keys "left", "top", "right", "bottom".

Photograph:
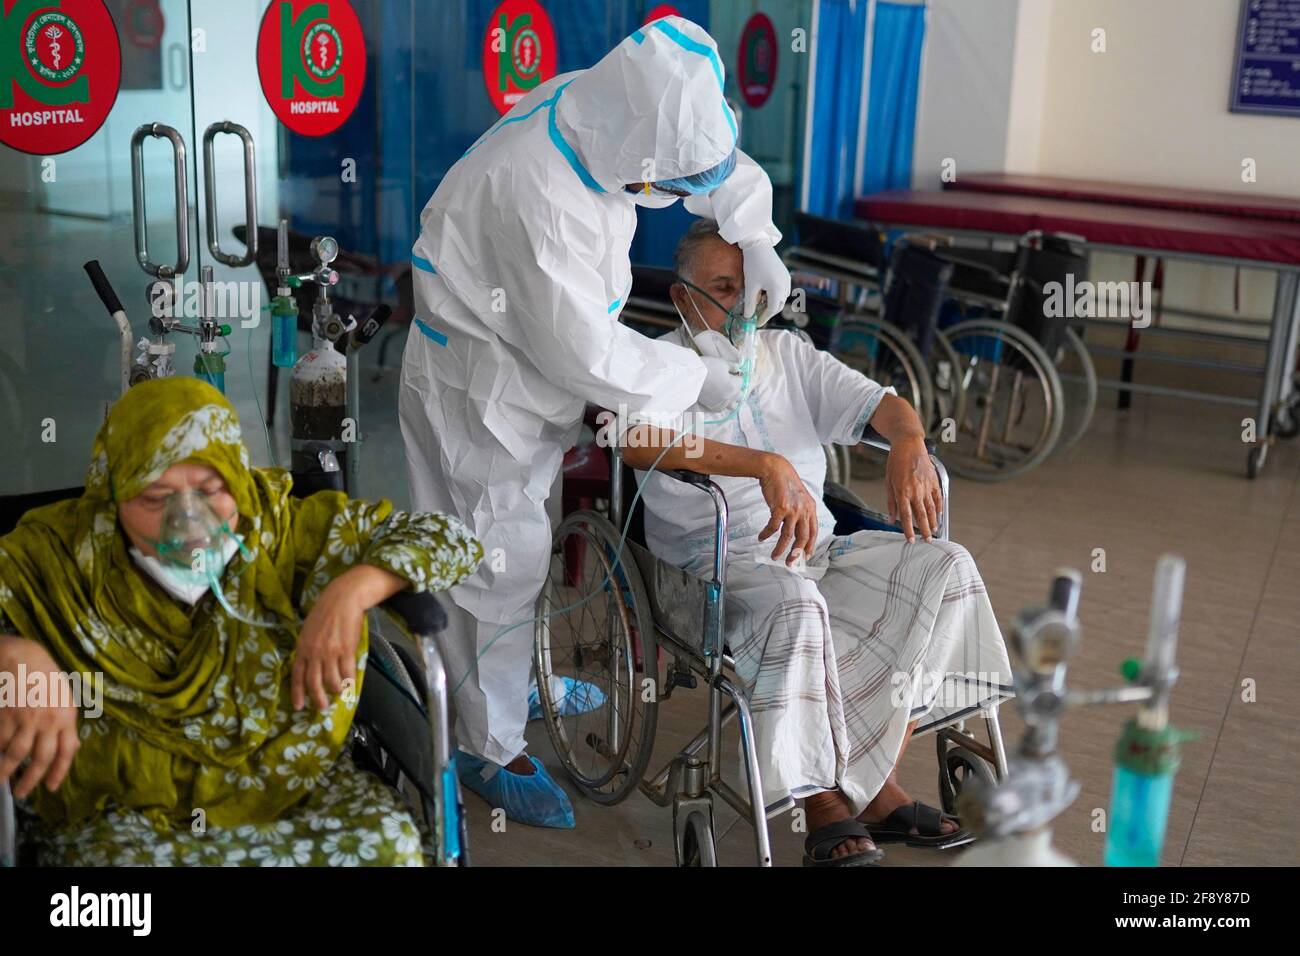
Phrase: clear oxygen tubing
[{"left": 448, "top": 305, "right": 759, "bottom": 698}]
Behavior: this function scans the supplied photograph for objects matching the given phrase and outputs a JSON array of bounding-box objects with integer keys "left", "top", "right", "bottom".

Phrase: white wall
[{"left": 1035, "top": 0, "right": 1300, "bottom": 196}]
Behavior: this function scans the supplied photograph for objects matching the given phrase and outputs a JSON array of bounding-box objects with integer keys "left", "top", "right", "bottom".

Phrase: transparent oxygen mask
[
  {"left": 146, "top": 488, "right": 273, "bottom": 626},
  {"left": 676, "top": 278, "right": 760, "bottom": 410},
  {"left": 152, "top": 488, "right": 235, "bottom": 573}
]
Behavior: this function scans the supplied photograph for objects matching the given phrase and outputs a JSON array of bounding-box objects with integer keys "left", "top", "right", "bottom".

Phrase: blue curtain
[
  {"left": 804, "top": 0, "right": 924, "bottom": 220},
  {"left": 804, "top": 0, "right": 870, "bottom": 219},
  {"left": 861, "top": 1, "right": 925, "bottom": 196}
]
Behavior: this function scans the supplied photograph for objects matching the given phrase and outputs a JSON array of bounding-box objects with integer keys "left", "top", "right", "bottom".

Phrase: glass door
[{"left": 0, "top": 0, "right": 200, "bottom": 494}]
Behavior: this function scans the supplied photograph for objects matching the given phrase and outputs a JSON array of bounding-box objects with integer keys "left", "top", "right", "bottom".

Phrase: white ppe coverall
[{"left": 398, "top": 17, "right": 782, "bottom": 766}]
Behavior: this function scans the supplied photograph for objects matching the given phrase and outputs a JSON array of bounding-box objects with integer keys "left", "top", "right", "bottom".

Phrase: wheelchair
[
  {"left": 534, "top": 421, "right": 1009, "bottom": 866},
  {"left": 928, "top": 230, "right": 1098, "bottom": 480},
  {"left": 782, "top": 214, "right": 966, "bottom": 450},
  {"left": 0, "top": 448, "right": 468, "bottom": 867}
]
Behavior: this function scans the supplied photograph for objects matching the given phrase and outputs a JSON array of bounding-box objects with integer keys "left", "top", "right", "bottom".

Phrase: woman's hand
[
  {"left": 0, "top": 635, "right": 81, "bottom": 798},
  {"left": 757, "top": 453, "right": 819, "bottom": 565},
  {"left": 292, "top": 579, "right": 366, "bottom": 712},
  {"left": 291, "top": 565, "right": 407, "bottom": 711},
  {"left": 885, "top": 436, "right": 943, "bottom": 542}
]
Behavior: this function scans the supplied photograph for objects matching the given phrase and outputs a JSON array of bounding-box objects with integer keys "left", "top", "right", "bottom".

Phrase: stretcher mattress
[
  {"left": 854, "top": 190, "right": 1300, "bottom": 267},
  {"left": 946, "top": 173, "right": 1300, "bottom": 224}
]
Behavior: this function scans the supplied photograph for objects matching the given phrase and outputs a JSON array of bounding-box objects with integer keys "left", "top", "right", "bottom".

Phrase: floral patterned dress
[{"left": 0, "top": 377, "right": 483, "bottom": 866}]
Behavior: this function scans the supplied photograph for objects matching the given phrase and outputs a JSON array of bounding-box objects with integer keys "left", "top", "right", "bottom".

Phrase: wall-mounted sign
[
  {"left": 1231, "top": 0, "right": 1300, "bottom": 116},
  {"left": 737, "top": 12, "right": 777, "bottom": 109},
  {"left": 643, "top": 4, "right": 682, "bottom": 25},
  {"left": 0, "top": 0, "right": 122, "bottom": 155},
  {"left": 482, "top": 0, "right": 556, "bottom": 116},
  {"left": 257, "top": 0, "right": 366, "bottom": 136}
]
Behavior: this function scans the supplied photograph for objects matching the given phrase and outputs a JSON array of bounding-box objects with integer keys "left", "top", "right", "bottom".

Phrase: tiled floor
[{"left": 431, "top": 385, "right": 1300, "bottom": 868}]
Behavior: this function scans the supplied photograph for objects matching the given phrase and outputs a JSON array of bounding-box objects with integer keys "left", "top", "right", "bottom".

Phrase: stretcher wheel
[
  {"left": 835, "top": 316, "right": 934, "bottom": 480},
  {"left": 936, "top": 738, "right": 997, "bottom": 818},
  {"left": 675, "top": 805, "right": 718, "bottom": 868},
  {"left": 1051, "top": 326, "right": 1097, "bottom": 455},
  {"left": 534, "top": 510, "right": 658, "bottom": 805},
  {"left": 939, "top": 319, "right": 1065, "bottom": 481}
]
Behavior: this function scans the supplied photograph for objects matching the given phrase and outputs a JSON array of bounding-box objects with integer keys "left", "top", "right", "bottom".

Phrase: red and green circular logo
[
  {"left": 642, "top": 4, "right": 682, "bottom": 25},
  {"left": 482, "top": 0, "right": 556, "bottom": 116},
  {"left": 737, "top": 12, "right": 777, "bottom": 109},
  {"left": 257, "top": 0, "right": 365, "bottom": 137},
  {"left": 0, "top": 0, "right": 121, "bottom": 155}
]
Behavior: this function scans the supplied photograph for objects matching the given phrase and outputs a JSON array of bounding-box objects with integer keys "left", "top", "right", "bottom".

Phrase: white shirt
[{"left": 636, "top": 328, "right": 888, "bottom": 574}]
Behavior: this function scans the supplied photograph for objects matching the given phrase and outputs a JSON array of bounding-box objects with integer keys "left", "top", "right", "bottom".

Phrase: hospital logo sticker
[
  {"left": 738, "top": 12, "right": 777, "bottom": 109},
  {"left": 482, "top": 0, "right": 556, "bottom": 115},
  {"left": 26, "top": 11, "right": 85, "bottom": 84},
  {"left": 257, "top": 0, "right": 366, "bottom": 137},
  {"left": 0, "top": 0, "right": 121, "bottom": 156},
  {"left": 302, "top": 20, "right": 341, "bottom": 80}
]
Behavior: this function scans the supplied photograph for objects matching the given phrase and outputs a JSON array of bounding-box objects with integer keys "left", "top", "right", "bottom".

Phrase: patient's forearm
[
  {"left": 867, "top": 394, "right": 927, "bottom": 447},
  {"left": 620, "top": 425, "right": 776, "bottom": 479}
]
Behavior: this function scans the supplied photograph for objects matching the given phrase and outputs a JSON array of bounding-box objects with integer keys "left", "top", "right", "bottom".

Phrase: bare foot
[
  {"left": 805, "top": 790, "right": 879, "bottom": 860},
  {"left": 858, "top": 777, "right": 957, "bottom": 835}
]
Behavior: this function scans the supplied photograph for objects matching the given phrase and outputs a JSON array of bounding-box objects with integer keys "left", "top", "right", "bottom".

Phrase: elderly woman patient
[
  {"left": 0, "top": 378, "right": 482, "bottom": 866},
  {"left": 623, "top": 220, "right": 1013, "bottom": 866}
]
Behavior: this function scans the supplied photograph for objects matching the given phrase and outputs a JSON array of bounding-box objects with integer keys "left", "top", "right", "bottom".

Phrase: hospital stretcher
[{"left": 856, "top": 189, "right": 1300, "bottom": 478}]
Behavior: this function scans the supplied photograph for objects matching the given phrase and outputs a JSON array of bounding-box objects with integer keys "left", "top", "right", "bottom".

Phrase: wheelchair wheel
[
  {"left": 936, "top": 737, "right": 998, "bottom": 818},
  {"left": 1051, "top": 326, "right": 1097, "bottom": 455},
  {"left": 675, "top": 806, "right": 719, "bottom": 868},
  {"left": 939, "top": 319, "right": 1065, "bottom": 481},
  {"left": 534, "top": 510, "right": 658, "bottom": 805},
  {"left": 929, "top": 331, "right": 968, "bottom": 436},
  {"left": 836, "top": 316, "right": 934, "bottom": 479}
]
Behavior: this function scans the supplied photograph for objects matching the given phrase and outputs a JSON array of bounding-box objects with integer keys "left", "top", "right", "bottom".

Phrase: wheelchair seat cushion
[{"left": 26, "top": 753, "right": 428, "bottom": 867}]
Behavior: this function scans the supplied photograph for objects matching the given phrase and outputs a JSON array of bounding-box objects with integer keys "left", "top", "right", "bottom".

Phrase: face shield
[{"left": 625, "top": 148, "right": 738, "bottom": 200}]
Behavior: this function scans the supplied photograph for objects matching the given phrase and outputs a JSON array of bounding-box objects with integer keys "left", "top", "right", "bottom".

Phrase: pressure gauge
[{"left": 311, "top": 236, "right": 339, "bottom": 265}]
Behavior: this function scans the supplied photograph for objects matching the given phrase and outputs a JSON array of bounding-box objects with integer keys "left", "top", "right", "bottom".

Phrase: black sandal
[
  {"left": 864, "top": 801, "right": 972, "bottom": 850},
  {"left": 802, "top": 819, "right": 886, "bottom": 867}
]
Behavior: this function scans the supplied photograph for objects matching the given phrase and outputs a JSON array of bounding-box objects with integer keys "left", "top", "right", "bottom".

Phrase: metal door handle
[
  {"left": 203, "top": 121, "right": 258, "bottom": 267},
  {"left": 130, "top": 123, "right": 190, "bottom": 278}
]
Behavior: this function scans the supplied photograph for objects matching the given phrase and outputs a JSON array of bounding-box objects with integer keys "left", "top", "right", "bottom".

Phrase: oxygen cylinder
[{"left": 290, "top": 336, "right": 348, "bottom": 480}]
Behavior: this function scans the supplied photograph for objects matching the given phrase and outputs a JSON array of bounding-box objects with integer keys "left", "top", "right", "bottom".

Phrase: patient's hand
[
  {"left": 292, "top": 579, "right": 366, "bottom": 712},
  {"left": 0, "top": 635, "right": 81, "bottom": 798},
  {"left": 757, "top": 454, "right": 819, "bottom": 565},
  {"left": 885, "top": 436, "right": 942, "bottom": 542}
]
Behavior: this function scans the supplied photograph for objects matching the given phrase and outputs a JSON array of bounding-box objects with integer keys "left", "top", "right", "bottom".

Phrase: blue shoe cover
[
  {"left": 528, "top": 676, "right": 607, "bottom": 721},
  {"left": 456, "top": 751, "right": 576, "bottom": 829}
]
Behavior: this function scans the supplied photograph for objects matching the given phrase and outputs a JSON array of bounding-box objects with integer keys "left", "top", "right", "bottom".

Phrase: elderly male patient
[{"left": 621, "top": 220, "right": 1013, "bottom": 867}]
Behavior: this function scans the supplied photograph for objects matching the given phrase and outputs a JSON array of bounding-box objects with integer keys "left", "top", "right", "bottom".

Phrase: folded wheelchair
[
  {"left": 536, "top": 421, "right": 1009, "bottom": 866},
  {"left": 0, "top": 449, "right": 467, "bottom": 868},
  {"left": 784, "top": 214, "right": 1097, "bottom": 482}
]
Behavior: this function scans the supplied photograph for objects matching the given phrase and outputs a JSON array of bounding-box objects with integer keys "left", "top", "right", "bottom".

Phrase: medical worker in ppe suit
[{"left": 398, "top": 16, "right": 790, "bottom": 828}]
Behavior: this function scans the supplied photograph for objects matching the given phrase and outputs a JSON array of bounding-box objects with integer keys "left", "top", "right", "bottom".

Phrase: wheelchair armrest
[
  {"left": 661, "top": 469, "right": 711, "bottom": 488},
  {"left": 860, "top": 425, "right": 938, "bottom": 457},
  {"left": 381, "top": 589, "right": 447, "bottom": 637}
]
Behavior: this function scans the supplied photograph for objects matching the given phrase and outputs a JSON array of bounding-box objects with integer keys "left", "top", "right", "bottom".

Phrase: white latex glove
[
  {"left": 742, "top": 242, "right": 791, "bottom": 325},
  {"left": 697, "top": 354, "right": 742, "bottom": 411}
]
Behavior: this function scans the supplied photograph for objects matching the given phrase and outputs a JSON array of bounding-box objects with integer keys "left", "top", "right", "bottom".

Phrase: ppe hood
[{"left": 555, "top": 16, "right": 739, "bottom": 193}]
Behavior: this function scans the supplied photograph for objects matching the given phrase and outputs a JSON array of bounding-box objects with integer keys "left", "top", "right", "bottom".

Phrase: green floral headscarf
[{"left": 0, "top": 377, "right": 482, "bottom": 830}]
